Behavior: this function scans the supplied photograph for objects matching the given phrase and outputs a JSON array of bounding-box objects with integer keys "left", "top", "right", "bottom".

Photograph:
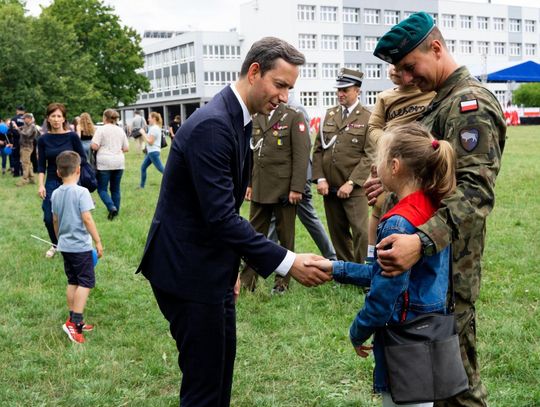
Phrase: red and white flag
[{"left": 460, "top": 99, "right": 478, "bottom": 113}]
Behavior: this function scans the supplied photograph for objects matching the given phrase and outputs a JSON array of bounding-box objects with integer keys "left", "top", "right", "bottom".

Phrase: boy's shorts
[{"left": 61, "top": 251, "right": 95, "bottom": 288}]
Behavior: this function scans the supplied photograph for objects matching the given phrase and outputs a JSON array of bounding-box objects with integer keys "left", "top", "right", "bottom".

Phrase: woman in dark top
[
  {"left": 38, "top": 103, "right": 86, "bottom": 258},
  {"left": 76, "top": 112, "right": 95, "bottom": 162},
  {"left": 168, "top": 115, "right": 181, "bottom": 139}
]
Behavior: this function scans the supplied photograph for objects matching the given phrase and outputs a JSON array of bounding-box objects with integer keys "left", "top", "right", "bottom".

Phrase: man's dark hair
[
  {"left": 56, "top": 150, "right": 81, "bottom": 178},
  {"left": 240, "top": 37, "right": 305, "bottom": 77}
]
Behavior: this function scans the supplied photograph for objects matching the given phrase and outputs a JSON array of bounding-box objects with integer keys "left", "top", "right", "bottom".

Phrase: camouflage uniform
[{"left": 418, "top": 66, "right": 506, "bottom": 407}]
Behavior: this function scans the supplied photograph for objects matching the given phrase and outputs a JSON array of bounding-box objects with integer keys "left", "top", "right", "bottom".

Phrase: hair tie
[{"left": 432, "top": 139, "right": 440, "bottom": 150}]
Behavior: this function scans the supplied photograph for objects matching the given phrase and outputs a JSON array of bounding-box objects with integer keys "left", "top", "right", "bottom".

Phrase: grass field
[{"left": 0, "top": 126, "right": 538, "bottom": 406}]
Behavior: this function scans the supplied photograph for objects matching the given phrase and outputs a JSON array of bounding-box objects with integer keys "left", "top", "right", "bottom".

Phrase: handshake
[{"left": 289, "top": 253, "right": 334, "bottom": 287}]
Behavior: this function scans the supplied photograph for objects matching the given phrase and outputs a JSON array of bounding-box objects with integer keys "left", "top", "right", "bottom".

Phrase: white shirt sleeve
[{"left": 274, "top": 250, "right": 296, "bottom": 276}]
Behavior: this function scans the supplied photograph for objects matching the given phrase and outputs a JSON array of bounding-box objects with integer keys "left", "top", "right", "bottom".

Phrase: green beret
[{"left": 373, "top": 12, "right": 435, "bottom": 64}]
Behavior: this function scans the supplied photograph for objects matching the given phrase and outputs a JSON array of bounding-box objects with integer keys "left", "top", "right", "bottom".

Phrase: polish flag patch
[
  {"left": 460, "top": 99, "right": 478, "bottom": 113},
  {"left": 298, "top": 122, "right": 306, "bottom": 132}
]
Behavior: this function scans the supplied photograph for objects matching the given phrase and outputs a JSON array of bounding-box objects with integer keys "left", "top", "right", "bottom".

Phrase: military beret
[
  {"left": 334, "top": 68, "right": 363, "bottom": 89},
  {"left": 373, "top": 12, "right": 435, "bottom": 64}
]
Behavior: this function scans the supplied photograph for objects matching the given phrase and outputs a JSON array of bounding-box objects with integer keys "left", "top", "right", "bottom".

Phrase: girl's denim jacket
[{"left": 332, "top": 214, "right": 450, "bottom": 393}]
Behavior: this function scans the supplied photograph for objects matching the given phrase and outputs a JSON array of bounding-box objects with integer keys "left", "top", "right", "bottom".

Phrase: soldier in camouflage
[{"left": 372, "top": 12, "right": 506, "bottom": 407}]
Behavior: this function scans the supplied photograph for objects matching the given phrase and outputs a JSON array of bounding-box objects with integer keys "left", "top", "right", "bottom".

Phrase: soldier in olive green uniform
[
  {"left": 312, "top": 68, "right": 372, "bottom": 263},
  {"left": 241, "top": 103, "right": 310, "bottom": 293},
  {"left": 373, "top": 12, "right": 506, "bottom": 407}
]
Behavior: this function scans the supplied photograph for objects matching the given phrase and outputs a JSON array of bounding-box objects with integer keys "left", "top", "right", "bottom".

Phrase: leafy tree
[
  {"left": 43, "top": 0, "right": 149, "bottom": 109},
  {"left": 513, "top": 83, "right": 540, "bottom": 107}
]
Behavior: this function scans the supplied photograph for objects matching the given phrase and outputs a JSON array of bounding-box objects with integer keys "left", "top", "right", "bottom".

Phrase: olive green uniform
[
  {"left": 383, "top": 66, "right": 506, "bottom": 407},
  {"left": 240, "top": 103, "right": 310, "bottom": 291},
  {"left": 312, "top": 103, "right": 372, "bottom": 262}
]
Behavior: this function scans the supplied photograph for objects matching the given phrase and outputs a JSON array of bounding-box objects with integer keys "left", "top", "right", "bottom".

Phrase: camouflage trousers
[{"left": 434, "top": 300, "right": 488, "bottom": 407}]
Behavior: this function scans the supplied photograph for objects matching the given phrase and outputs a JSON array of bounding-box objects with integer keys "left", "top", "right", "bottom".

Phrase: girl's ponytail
[{"left": 424, "top": 138, "right": 456, "bottom": 203}]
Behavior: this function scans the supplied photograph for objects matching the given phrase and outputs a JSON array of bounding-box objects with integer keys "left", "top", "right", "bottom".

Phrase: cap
[
  {"left": 373, "top": 12, "right": 435, "bottom": 65},
  {"left": 334, "top": 68, "right": 363, "bottom": 89},
  {"left": 16, "top": 105, "right": 26, "bottom": 111}
]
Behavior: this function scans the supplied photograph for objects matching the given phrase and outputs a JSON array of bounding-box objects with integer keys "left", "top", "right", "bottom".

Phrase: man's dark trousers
[{"left": 152, "top": 285, "right": 236, "bottom": 407}]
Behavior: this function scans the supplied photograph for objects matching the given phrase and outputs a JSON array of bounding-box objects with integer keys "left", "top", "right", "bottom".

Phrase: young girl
[
  {"left": 308, "top": 122, "right": 456, "bottom": 407},
  {"left": 139, "top": 111, "right": 164, "bottom": 189}
]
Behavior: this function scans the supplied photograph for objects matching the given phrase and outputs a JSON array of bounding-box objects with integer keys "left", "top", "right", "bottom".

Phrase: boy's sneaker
[
  {"left": 45, "top": 246, "right": 57, "bottom": 258},
  {"left": 62, "top": 321, "right": 85, "bottom": 343}
]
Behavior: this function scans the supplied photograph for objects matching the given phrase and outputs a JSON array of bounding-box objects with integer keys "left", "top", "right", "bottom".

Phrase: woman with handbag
[
  {"left": 37, "top": 103, "right": 86, "bottom": 258},
  {"left": 308, "top": 123, "right": 465, "bottom": 406},
  {"left": 138, "top": 111, "right": 164, "bottom": 189},
  {"left": 91, "top": 109, "right": 129, "bottom": 220}
]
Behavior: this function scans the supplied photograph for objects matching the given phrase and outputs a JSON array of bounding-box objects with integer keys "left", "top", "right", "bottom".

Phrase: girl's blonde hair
[
  {"left": 79, "top": 112, "right": 95, "bottom": 135},
  {"left": 377, "top": 122, "right": 456, "bottom": 203},
  {"left": 149, "top": 111, "right": 163, "bottom": 127}
]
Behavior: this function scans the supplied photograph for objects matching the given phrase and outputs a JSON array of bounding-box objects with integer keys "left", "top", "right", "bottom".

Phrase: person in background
[
  {"left": 16, "top": 113, "right": 41, "bottom": 186},
  {"left": 9, "top": 105, "right": 26, "bottom": 177},
  {"left": 130, "top": 110, "right": 147, "bottom": 153},
  {"left": 138, "top": 111, "right": 164, "bottom": 189},
  {"left": 0, "top": 118, "right": 12, "bottom": 175},
  {"left": 168, "top": 115, "right": 181, "bottom": 139},
  {"left": 37, "top": 103, "right": 86, "bottom": 258},
  {"left": 91, "top": 109, "right": 129, "bottom": 220},
  {"left": 77, "top": 112, "right": 96, "bottom": 163}
]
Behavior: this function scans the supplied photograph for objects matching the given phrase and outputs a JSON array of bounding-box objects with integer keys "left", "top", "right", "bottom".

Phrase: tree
[
  {"left": 513, "top": 83, "right": 540, "bottom": 107},
  {"left": 43, "top": 0, "right": 149, "bottom": 109}
]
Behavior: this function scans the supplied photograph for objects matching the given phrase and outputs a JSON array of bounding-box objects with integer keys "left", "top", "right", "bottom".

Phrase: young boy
[{"left": 51, "top": 151, "right": 103, "bottom": 343}]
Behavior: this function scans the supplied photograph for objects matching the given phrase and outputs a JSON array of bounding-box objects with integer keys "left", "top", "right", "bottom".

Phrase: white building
[{"left": 122, "top": 0, "right": 540, "bottom": 123}]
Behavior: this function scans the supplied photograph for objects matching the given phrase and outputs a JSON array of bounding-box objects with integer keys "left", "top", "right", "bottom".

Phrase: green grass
[{"left": 0, "top": 126, "right": 539, "bottom": 406}]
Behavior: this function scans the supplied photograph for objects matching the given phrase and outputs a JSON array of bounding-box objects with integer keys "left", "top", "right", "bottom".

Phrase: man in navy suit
[{"left": 137, "top": 37, "right": 332, "bottom": 407}]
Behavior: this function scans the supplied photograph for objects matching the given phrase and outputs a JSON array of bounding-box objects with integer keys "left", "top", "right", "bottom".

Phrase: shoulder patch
[
  {"left": 298, "top": 122, "right": 306, "bottom": 132},
  {"left": 460, "top": 99, "right": 478, "bottom": 113},
  {"left": 460, "top": 128, "right": 479, "bottom": 152}
]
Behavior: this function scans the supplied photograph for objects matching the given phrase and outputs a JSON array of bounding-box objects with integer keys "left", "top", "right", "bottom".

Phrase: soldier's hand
[
  {"left": 233, "top": 274, "right": 241, "bottom": 304},
  {"left": 337, "top": 182, "right": 353, "bottom": 199},
  {"left": 376, "top": 233, "right": 422, "bottom": 275},
  {"left": 244, "top": 187, "right": 252, "bottom": 201},
  {"left": 289, "top": 253, "right": 332, "bottom": 287},
  {"left": 289, "top": 191, "right": 302, "bottom": 205},
  {"left": 316, "top": 180, "right": 329, "bottom": 196},
  {"left": 364, "top": 175, "right": 383, "bottom": 206},
  {"left": 353, "top": 344, "right": 373, "bottom": 358}
]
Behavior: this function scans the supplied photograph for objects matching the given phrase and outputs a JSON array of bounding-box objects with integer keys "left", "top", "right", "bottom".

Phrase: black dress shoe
[{"left": 107, "top": 208, "right": 118, "bottom": 220}]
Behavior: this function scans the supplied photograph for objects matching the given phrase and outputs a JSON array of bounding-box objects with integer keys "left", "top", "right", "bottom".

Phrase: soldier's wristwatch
[
  {"left": 347, "top": 180, "right": 354, "bottom": 186},
  {"left": 416, "top": 231, "right": 436, "bottom": 257}
]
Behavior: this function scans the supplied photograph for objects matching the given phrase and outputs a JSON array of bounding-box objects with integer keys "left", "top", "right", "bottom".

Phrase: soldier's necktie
[{"left": 342, "top": 107, "right": 349, "bottom": 121}]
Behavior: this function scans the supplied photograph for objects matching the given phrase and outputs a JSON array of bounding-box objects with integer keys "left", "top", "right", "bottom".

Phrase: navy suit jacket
[{"left": 137, "top": 86, "right": 287, "bottom": 303}]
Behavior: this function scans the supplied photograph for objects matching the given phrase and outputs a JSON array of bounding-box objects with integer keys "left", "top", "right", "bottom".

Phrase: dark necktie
[{"left": 343, "top": 108, "right": 349, "bottom": 121}]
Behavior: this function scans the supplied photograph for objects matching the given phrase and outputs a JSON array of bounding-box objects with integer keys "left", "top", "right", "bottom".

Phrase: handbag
[
  {"left": 130, "top": 128, "right": 142, "bottom": 139},
  {"left": 383, "top": 261, "right": 469, "bottom": 404},
  {"left": 79, "top": 161, "right": 97, "bottom": 192},
  {"left": 160, "top": 132, "right": 167, "bottom": 148}
]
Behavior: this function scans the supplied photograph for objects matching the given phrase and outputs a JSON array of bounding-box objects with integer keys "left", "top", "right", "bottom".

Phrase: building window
[
  {"left": 478, "top": 41, "right": 489, "bottom": 55},
  {"left": 477, "top": 16, "right": 489, "bottom": 30},
  {"left": 509, "top": 42, "right": 521, "bottom": 56},
  {"left": 297, "top": 4, "right": 316, "bottom": 21},
  {"left": 343, "top": 7, "right": 359, "bottom": 23},
  {"left": 524, "top": 20, "right": 536, "bottom": 33},
  {"left": 460, "top": 15, "right": 472, "bottom": 29},
  {"left": 298, "top": 34, "right": 317, "bottom": 50},
  {"left": 322, "top": 63, "right": 339, "bottom": 79},
  {"left": 460, "top": 40, "right": 473, "bottom": 54},
  {"left": 509, "top": 18, "right": 521, "bottom": 32},
  {"left": 525, "top": 43, "right": 537, "bottom": 56},
  {"left": 384, "top": 10, "right": 400, "bottom": 25},
  {"left": 364, "top": 36, "right": 379, "bottom": 52},
  {"left": 344, "top": 36, "right": 361, "bottom": 51},
  {"left": 321, "top": 35, "right": 339, "bottom": 50},
  {"left": 493, "top": 17, "right": 505, "bottom": 31},
  {"left": 403, "top": 11, "right": 414, "bottom": 20},
  {"left": 323, "top": 91, "right": 337, "bottom": 107},
  {"left": 320, "top": 6, "right": 338, "bottom": 22},
  {"left": 494, "top": 42, "right": 505, "bottom": 55},
  {"left": 429, "top": 13, "right": 438, "bottom": 25},
  {"left": 365, "top": 63, "right": 382, "bottom": 79},
  {"left": 345, "top": 63, "right": 362, "bottom": 71},
  {"left": 441, "top": 14, "right": 455, "bottom": 29},
  {"left": 446, "top": 40, "right": 456, "bottom": 53},
  {"left": 300, "top": 91, "right": 318, "bottom": 107},
  {"left": 301, "top": 63, "right": 318, "bottom": 79},
  {"left": 364, "top": 9, "right": 380, "bottom": 25},
  {"left": 493, "top": 90, "right": 506, "bottom": 106},
  {"left": 203, "top": 44, "right": 240, "bottom": 59},
  {"left": 365, "top": 91, "right": 379, "bottom": 106}
]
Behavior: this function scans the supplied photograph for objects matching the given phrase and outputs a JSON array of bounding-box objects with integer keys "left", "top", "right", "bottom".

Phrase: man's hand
[
  {"left": 376, "top": 233, "right": 422, "bottom": 276},
  {"left": 289, "top": 253, "right": 332, "bottom": 287},
  {"left": 244, "top": 186, "right": 252, "bottom": 201},
  {"left": 233, "top": 274, "right": 241, "bottom": 304},
  {"left": 353, "top": 344, "right": 373, "bottom": 358},
  {"left": 363, "top": 175, "right": 383, "bottom": 206},
  {"left": 288, "top": 191, "right": 302, "bottom": 205},
  {"left": 316, "top": 180, "right": 329, "bottom": 196},
  {"left": 337, "top": 182, "right": 353, "bottom": 199}
]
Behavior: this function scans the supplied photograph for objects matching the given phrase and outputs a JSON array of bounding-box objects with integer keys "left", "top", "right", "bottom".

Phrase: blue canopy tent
[{"left": 485, "top": 61, "right": 540, "bottom": 83}]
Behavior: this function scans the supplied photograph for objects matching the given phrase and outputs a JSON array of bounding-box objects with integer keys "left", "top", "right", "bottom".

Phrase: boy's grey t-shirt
[{"left": 51, "top": 184, "right": 94, "bottom": 252}]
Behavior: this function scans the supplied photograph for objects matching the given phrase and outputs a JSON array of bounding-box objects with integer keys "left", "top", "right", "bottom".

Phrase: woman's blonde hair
[
  {"left": 377, "top": 122, "right": 456, "bottom": 203},
  {"left": 149, "top": 111, "right": 163, "bottom": 127},
  {"left": 79, "top": 112, "right": 95, "bottom": 135}
]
